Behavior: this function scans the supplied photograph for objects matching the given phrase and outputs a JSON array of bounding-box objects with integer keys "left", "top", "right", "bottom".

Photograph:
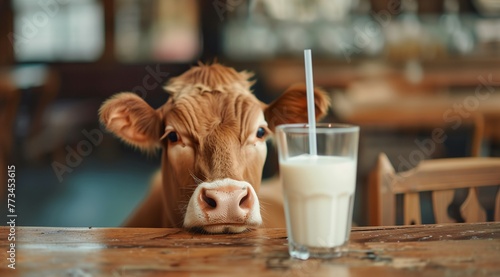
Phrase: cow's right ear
[
  {"left": 264, "top": 83, "right": 330, "bottom": 132},
  {"left": 99, "top": 92, "right": 162, "bottom": 151}
]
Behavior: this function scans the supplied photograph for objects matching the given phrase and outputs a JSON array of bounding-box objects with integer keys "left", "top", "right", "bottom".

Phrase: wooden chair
[{"left": 368, "top": 153, "right": 500, "bottom": 226}]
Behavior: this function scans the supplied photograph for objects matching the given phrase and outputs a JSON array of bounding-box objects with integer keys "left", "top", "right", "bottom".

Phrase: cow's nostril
[
  {"left": 202, "top": 190, "right": 217, "bottom": 208},
  {"left": 238, "top": 188, "right": 250, "bottom": 208},
  {"left": 239, "top": 194, "right": 248, "bottom": 207}
]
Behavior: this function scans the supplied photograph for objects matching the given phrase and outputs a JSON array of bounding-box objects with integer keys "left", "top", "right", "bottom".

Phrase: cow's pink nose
[{"left": 199, "top": 186, "right": 254, "bottom": 223}]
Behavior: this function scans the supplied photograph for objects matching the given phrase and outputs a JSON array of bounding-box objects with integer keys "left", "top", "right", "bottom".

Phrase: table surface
[{"left": 1, "top": 223, "right": 499, "bottom": 277}]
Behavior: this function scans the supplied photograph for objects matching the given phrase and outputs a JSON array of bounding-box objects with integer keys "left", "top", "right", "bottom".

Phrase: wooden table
[{"left": 1, "top": 223, "right": 499, "bottom": 276}]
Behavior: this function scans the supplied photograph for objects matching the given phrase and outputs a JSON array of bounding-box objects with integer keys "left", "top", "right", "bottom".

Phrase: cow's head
[{"left": 99, "top": 63, "right": 329, "bottom": 233}]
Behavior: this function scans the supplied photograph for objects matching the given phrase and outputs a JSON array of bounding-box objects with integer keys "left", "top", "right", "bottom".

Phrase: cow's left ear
[
  {"left": 264, "top": 83, "right": 330, "bottom": 132},
  {"left": 99, "top": 92, "right": 163, "bottom": 151}
]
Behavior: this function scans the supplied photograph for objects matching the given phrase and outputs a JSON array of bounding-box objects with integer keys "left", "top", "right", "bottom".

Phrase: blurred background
[{"left": 0, "top": 0, "right": 499, "bottom": 227}]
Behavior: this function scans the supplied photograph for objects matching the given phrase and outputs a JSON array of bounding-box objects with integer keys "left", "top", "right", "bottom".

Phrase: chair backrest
[{"left": 368, "top": 153, "right": 500, "bottom": 226}]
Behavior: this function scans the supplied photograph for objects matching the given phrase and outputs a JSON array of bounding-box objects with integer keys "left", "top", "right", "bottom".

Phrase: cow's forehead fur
[
  {"left": 162, "top": 88, "right": 264, "bottom": 145},
  {"left": 164, "top": 62, "right": 255, "bottom": 98},
  {"left": 160, "top": 63, "right": 264, "bottom": 143}
]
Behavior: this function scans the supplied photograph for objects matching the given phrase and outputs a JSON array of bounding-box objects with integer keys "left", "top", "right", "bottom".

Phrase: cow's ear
[
  {"left": 264, "top": 83, "right": 330, "bottom": 132},
  {"left": 99, "top": 92, "right": 163, "bottom": 151}
]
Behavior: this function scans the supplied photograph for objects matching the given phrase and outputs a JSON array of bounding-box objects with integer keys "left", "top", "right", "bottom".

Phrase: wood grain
[
  {"left": 431, "top": 189, "right": 455, "bottom": 223},
  {"left": 1, "top": 223, "right": 499, "bottom": 276},
  {"left": 404, "top": 192, "right": 421, "bottom": 225},
  {"left": 461, "top": 188, "right": 487, "bottom": 223}
]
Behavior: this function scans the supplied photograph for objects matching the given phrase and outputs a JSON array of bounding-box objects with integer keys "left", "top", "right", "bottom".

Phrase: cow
[{"left": 99, "top": 62, "right": 330, "bottom": 233}]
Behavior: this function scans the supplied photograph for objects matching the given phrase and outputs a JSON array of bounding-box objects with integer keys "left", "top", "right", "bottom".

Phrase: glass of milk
[{"left": 275, "top": 123, "right": 359, "bottom": 260}]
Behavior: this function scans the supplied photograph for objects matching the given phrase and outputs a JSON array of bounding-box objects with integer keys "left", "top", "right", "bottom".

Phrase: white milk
[{"left": 280, "top": 155, "right": 356, "bottom": 248}]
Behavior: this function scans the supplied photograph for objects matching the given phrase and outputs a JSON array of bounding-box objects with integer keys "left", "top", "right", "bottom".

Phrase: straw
[{"left": 304, "top": 49, "right": 317, "bottom": 156}]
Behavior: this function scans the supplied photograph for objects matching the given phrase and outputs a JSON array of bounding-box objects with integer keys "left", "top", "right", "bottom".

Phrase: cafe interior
[{"left": 0, "top": 0, "right": 499, "bottom": 228}]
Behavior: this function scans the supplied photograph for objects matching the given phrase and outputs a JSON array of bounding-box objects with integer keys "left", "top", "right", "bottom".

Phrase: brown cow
[{"left": 99, "top": 62, "right": 329, "bottom": 233}]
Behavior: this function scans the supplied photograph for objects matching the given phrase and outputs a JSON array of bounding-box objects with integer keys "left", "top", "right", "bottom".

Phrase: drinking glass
[{"left": 275, "top": 123, "right": 359, "bottom": 260}]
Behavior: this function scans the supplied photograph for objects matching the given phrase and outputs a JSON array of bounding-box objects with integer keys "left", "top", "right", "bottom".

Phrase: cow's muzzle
[{"left": 183, "top": 179, "right": 262, "bottom": 233}]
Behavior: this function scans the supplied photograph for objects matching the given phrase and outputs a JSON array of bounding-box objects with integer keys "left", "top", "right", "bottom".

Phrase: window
[
  {"left": 114, "top": 0, "right": 201, "bottom": 62},
  {"left": 11, "top": 0, "right": 104, "bottom": 62}
]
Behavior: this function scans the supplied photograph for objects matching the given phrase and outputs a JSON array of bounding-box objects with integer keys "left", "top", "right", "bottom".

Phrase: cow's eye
[
  {"left": 166, "top": 132, "right": 179, "bottom": 143},
  {"left": 256, "top": 127, "right": 266, "bottom": 139}
]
